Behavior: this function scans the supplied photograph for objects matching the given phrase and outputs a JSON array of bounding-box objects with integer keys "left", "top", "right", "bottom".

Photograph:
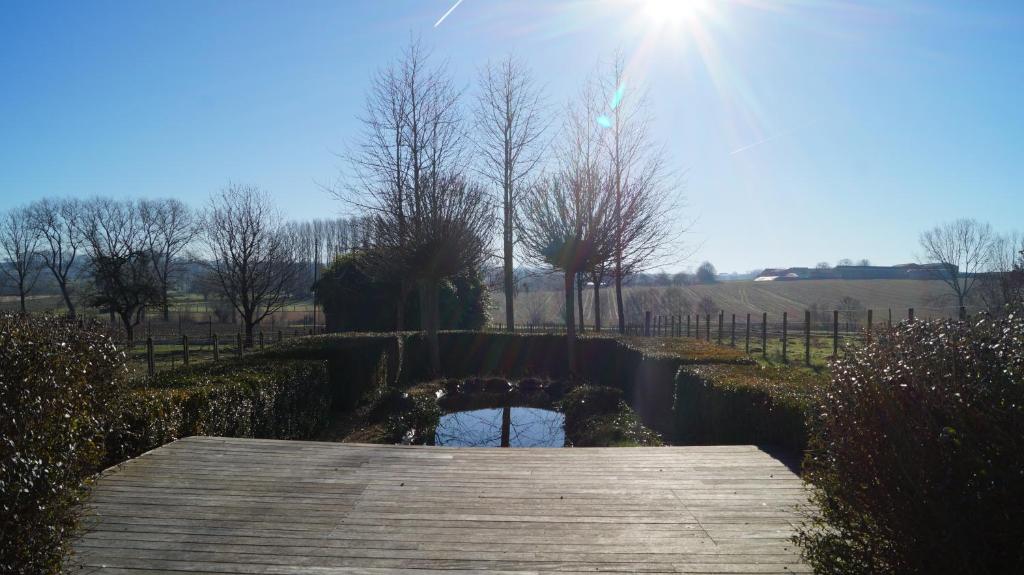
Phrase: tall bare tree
[
  {"left": 919, "top": 218, "right": 995, "bottom": 318},
  {"left": 474, "top": 55, "right": 548, "bottom": 332},
  {"left": 78, "top": 198, "right": 160, "bottom": 342},
  {"left": 600, "top": 54, "right": 680, "bottom": 333},
  {"left": 28, "top": 198, "right": 81, "bottom": 316},
  {"left": 0, "top": 207, "right": 43, "bottom": 312},
  {"left": 203, "top": 184, "right": 299, "bottom": 344},
  {"left": 520, "top": 86, "right": 614, "bottom": 371},
  {"left": 345, "top": 39, "right": 487, "bottom": 372},
  {"left": 139, "top": 198, "right": 198, "bottom": 320}
]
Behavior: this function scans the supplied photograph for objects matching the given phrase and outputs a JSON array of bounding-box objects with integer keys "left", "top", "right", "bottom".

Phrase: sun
[{"left": 640, "top": 0, "right": 711, "bottom": 28}]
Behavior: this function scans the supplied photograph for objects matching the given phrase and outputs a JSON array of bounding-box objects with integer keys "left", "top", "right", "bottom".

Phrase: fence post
[
  {"left": 644, "top": 311, "right": 651, "bottom": 337},
  {"left": 745, "top": 313, "right": 751, "bottom": 353},
  {"left": 866, "top": 309, "right": 873, "bottom": 342},
  {"left": 213, "top": 333, "right": 220, "bottom": 362},
  {"left": 278, "top": 330, "right": 283, "bottom": 344},
  {"left": 762, "top": 312, "right": 767, "bottom": 358},
  {"left": 146, "top": 336, "right": 155, "bottom": 377},
  {"left": 259, "top": 331, "right": 265, "bottom": 350},
  {"left": 237, "top": 332, "right": 243, "bottom": 357},
  {"left": 833, "top": 310, "right": 840, "bottom": 357},
  {"left": 782, "top": 312, "right": 788, "bottom": 363},
  {"left": 730, "top": 314, "right": 736, "bottom": 347},
  {"left": 705, "top": 314, "right": 711, "bottom": 342},
  {"left": 805, "top": 310, "right": 811, "bottom": 367},
  {"left": 182, "top": 335, "right": 189, "bottom": 366},
  {"left": 908, "top": 308, "right": 915, "bottom": 323},
  {"left": 717, "top": 311, "right": 723, "bottom": 345},
  {"left": 670, "top": 315, "right": 675, "bottom": 337},
  {"left": 687, "top": 314, "right": 691, "bottom": 338},
  {"left": 888, "top": 308, "right": 893, "bottom": 328}
]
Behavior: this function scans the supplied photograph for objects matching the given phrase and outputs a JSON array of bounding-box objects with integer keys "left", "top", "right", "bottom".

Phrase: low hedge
[
  {"left": 674, "top": 363, "right": 819, "bottom": 450},
  {"left": 1, "top": 314, "right": 127, "bottom": 575},
  {"left": 256, "top": 333, "right": 399, "bottom": 409},
  {"left": 111, "top": 359, "right": 332, "bottom": 461}
]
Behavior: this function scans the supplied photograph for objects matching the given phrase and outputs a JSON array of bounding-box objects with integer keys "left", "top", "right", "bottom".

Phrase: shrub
[
  {"left": 316, "top": 251, "right": 488, "bottom": 332},
  {"left": 0, "top": 314, "right": 128, "bottom": 575},
  {"left": 797, "top": 313, "right": 1024, "bottom": 574},
  {"left": 561, "top": 385, "right": 662, "bottom": 447}
]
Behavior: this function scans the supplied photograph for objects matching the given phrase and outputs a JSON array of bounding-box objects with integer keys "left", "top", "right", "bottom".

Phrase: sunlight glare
[{"left": 641, "top": 0, "right": 711, "bottom": 29}]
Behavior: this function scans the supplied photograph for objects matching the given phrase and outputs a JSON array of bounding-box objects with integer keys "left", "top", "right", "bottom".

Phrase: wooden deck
[{"left": 70, "top": 436, "right": 811, "bottom": 574}]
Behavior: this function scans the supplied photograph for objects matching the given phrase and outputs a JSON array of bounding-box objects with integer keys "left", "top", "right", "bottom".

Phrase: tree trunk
[
  {"left": 593, "top": 278, "right": 602, "bottom": 332},
  {"left": 162, "top": 292, "right": 170, "bottom": 321},
  {"left": 504, "top": 205, "right": 515, "bottom": 332},
  {"left": 19, "top": 289, "right": 26, "bottom": 313},
  {"left": 59, "top": 282, "right": 76, "bottom": 318},
  {"left": 120, "top": 312, "right": 134, "bottom": 348},
  {"left": 244, "top": 316, "right": 255, "bottom": 348},
  {"left": 576, "top": 273, "right": 585, "bottom": 334},
  {"left": 614, "top": 273, "right": 625, "bottom": 334},
  {"left": 563, "top": 271, "right": 577, "bottom": 375}
]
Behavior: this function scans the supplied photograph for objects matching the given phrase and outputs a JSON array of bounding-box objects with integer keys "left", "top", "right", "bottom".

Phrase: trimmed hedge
[
  {"left": 112, "top": 359, "right": 332, "bottom": 461},
  {"left": 258, "top": 332, "right": 399, "bottom": 410},
  {"left": 271, "top": 330, "right": 790, "bottom": 444},
  {"left": 796, "top": 313, "right": 1024, "bottom": 574},
  {"left": 1, "top": 314, "right": 127, "bottom": 575},
  {"left": 674, "top": 363, "right": 819, "bottom": 450}
]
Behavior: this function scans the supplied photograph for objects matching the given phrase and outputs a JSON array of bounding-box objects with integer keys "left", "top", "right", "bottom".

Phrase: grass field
[{"left": 495, "top": 278, "right": 968, "bottom": 327}]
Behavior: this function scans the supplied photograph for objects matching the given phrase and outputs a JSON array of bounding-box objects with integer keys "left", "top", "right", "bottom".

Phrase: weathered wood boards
[{"left": 69, "top": 437, "right": 811, "bottom": 573}]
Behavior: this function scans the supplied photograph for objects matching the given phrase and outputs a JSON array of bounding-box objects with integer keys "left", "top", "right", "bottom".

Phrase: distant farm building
[{"left": 754, "top": 263, "right": 956, "bottom": 282}]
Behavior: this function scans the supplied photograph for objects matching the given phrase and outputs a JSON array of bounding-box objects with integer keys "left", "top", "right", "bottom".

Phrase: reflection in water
[{"left": 434, "top": 406, "right": 565, "bottom": 448}]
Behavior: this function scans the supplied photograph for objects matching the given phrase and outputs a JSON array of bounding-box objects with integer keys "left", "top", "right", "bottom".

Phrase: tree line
[{"left": 0, "top": 193, "right": 371, "bottom": 343}]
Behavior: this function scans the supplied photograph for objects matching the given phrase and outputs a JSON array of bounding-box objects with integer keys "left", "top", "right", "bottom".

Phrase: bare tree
[
  {"left": 695, "top": 261, "right": 717, "bottom": 284},
  {"left": 978, "top": 233, "right": 1024, "bottom": 314},
  {"left": 519, "top": 143, "right": 613, "bottom": 372},
  {"left": 78, "top": 198, "right": 160, "bottom": 342},
  {"left": 28, "top": 198, "right": 81, "bottom": 316},
  {"left": 139, "top": 198, "right": 198, "bottom": 320},
  {"left": 919, "top": 219, "right": 995, "bottom": 318},
  {"left": 203, "top": 184, "right": 299, "bottom": 344},
  {"left": 0, "top": 207, "right": 43, "bottom": 312},
  {"left": 345, "top": 40, "right": 490, "bottom": 372},
  {"left": 474, "top": 55, "right": 548, "bottom": 332},
  {"left": 600, "top": 54, "right": 682, "bottom": 334}
]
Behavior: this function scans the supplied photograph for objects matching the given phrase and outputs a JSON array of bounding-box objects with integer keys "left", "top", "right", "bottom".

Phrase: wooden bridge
[{"left": 70, "top": 437, "right": 811, "bottom": 574}]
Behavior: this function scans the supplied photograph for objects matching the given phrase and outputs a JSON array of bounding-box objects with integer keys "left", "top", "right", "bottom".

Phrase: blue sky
[{"left": 1, "top": 0, "right": 1021, "bottom": 273}]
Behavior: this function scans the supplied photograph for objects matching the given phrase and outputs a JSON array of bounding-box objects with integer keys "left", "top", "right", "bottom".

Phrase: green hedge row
[
  {"left": 673, "top": 363, "right": 818, "bottom": 451},
  {"left": 262, "top": 330, "right": 790, "bottom": 445},
  {"left": 112, "top": 360, "right": 333, "bottom": 461}
]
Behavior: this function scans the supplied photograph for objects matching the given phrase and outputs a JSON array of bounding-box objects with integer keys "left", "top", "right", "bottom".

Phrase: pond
[
  {"left": 430, "top": 378, "right": 567, "bottom": 448},
  {"left": 435, "top": 407, "right": 565, "bottom": 447}
]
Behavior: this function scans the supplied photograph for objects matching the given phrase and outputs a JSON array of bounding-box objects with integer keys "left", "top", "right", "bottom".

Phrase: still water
[{"left": 434, "top": 407, "right": 565, "bottom": 448}]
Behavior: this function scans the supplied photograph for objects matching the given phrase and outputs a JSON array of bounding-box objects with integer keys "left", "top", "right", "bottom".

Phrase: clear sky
[{"left": 1, "top": 0, "right": 1021, "bottom": 273}]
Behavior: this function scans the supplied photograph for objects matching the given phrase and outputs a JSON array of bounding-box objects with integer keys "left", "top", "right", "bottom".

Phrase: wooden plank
[{"left": 68, "top": 437, "right": 811, "bottom": 574}]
